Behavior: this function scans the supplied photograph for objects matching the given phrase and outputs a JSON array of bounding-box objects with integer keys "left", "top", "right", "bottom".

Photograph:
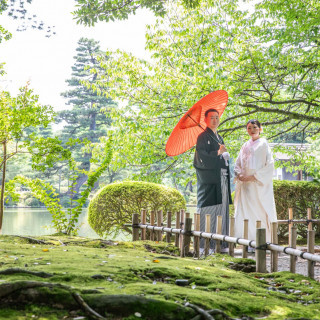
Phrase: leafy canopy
[
  {"left": 73, "top": 0, "right": 202, "bottom": 26},
  {"left": 83, "top": 0, "right": 320, "bottom": 181},
  {"left": 0, "top": 85, "right": 54, "bottom": 146}
]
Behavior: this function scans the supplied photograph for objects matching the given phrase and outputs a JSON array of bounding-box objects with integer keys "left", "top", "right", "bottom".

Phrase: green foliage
[
  {"left": 0, "top": 85, "right": 58, "bottom": 229},
  {"left": 66, "top": 136, "right": 113, "bottom": 234},
  {"left": 1, "top": 0, "right": 55, "bottom": 36},
  {"left": 73, "top": 0, "right": 203, "bottom": 26},
  {"left": 73, "top": 0, "right": 167, "bottom": 26},
  {"left": 12, "top": 175, "right": 68, "bottom": 232},
  {"left": 0, "top": 24, "right": 11, "bottom": 43},
  {"left": 0, "top": 86, "right": 54, "bottom": 143},
  {"left": 0, "top": 0, "right": 7, "bottom": 12},
  {"left": 7, "top": 137, "right": 113, "bottom": 235},
  {"left": 0, "top": 0, "right": 11, "bottom": 44},
  {"left": 81, "top": 0, "right": 320, "bottom": 186},
  {"left": 273, "top": 180, "right": 320, "bottom": 238},
  {"left": 57, "top": 37, "right": 118, "bottom": 195},
  {"left": 26, "top": 135, "right": 73, "bottom": 171},
  {"left": 4, "top": 180, "right": 19, "bottom": 203},
  {"left": 88, "top": 180, "right": 186, "bottom": 237}
]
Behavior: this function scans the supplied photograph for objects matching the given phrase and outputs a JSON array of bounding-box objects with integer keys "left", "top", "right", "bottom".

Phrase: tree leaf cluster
[
  {"left": 73, "top": 0, "right": 204, "bottom": 26},
  {"left": 1, "top": 0, "right": 56, "bottom": 36},
  {"left": 82, "top": 0, "right": 320, "bottom": 184},
  {"left": 0, "top": 85, "right": 73, "bottom": 231}
]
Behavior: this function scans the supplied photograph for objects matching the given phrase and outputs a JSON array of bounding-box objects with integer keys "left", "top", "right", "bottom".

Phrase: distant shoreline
[
  {"left": 5, "top": 206, "right": 47, "bottom": 208},
  {"left": 5, "top": 204, "right": 198, "bottom": 209}
]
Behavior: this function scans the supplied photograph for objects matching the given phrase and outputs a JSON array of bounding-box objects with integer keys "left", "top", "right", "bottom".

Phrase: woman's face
[{"left": 247, "top": 122, "right": 261, "bottom": 140}]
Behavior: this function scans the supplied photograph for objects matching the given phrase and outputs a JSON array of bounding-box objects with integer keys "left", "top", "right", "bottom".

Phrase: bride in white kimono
[{"left": 234, "top": 120, "right": 277, "bottom": 243}]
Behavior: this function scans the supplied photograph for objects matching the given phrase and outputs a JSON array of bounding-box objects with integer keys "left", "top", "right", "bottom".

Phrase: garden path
[{"left": 234, "top": 246, "right": 320, "bottom": 281}]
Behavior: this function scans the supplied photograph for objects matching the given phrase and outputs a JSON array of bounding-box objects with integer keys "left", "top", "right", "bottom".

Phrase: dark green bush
[
  {"left": 273, "top": 180, "right": 320, "bottom": 239},
  {"left": 88, "top": 181, "right": 186, "bottom": 238}
]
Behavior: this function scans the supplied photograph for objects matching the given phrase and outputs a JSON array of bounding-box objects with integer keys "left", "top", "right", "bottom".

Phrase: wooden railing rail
[{"left": 130, "top": 207, "right": 319, "bottom": 278}]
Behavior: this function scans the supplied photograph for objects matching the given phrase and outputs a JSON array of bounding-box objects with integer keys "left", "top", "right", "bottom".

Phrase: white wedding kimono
[{"left": 234, "top": 138, "right": 277, "bottom": 242}]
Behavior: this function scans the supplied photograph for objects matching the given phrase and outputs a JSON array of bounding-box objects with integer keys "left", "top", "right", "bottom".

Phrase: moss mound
[
  {"left": 1, "top": 235, "right": 320, "bottom": 319},
  {"left": 88, "top": 181, "right": 186, "bottom": 237}
]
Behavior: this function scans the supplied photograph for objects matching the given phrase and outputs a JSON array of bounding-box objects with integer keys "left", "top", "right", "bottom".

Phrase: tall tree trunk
[{"left": 0, "top": 141, "right": 7, "bottom": 232}]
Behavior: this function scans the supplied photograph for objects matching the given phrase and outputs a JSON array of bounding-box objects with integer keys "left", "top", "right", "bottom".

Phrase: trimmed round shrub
[
  {"left": 25, "top": 197, "right": 42, "bottom": 207},
  {"left": 273, "top": 180, "right": 320, "bottom": 238},
  {"left": 88, "top": 181, "right": 186, "bottom": 237}
]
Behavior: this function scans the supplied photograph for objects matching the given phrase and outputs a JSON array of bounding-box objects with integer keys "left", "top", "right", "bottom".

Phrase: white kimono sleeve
[
  {"left": 253, "top": 142, "right": 274, "bottom": 185},
  {"left": 234, "top": 147, "right": 243, "bottom": 177}
]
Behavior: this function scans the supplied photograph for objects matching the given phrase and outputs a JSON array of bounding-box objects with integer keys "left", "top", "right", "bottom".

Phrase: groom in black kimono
[{"left": 193, "top": 108, "right": 232, "bottom": 252}]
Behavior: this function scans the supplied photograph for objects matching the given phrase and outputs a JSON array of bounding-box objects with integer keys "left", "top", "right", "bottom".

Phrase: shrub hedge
[
  {"left": 273, "top": 180, "right": 320, "bottom": 238},
  {"left": 88, "top": 181, "right": 186, "bottom": 238}
]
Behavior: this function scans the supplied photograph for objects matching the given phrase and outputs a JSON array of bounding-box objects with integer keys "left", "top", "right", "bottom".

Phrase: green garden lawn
[{"left": 0, "top": 235, "right": 319, "bottom": 320}]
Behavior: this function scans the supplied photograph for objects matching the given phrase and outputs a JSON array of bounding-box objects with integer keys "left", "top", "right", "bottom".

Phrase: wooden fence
[{"left": 131, "top": 208, "right": 320, "bottom": 279}]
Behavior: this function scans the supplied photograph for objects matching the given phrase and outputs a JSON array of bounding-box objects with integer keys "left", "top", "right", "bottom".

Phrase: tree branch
[{"left": 242, "top": 103, "right": 320, "bottom": 123}]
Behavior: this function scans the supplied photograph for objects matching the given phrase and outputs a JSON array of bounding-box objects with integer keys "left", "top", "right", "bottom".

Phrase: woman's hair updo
[{"left": 246, "top": 119, "right": 261, "bottom": 128}]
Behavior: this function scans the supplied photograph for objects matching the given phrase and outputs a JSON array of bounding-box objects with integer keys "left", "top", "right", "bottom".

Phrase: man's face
[{"left": 205, "top": 111, "right": 220, "bottom": 131}]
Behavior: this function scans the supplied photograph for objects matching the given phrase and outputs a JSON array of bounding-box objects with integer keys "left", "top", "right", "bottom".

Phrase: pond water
[
  {"left": 2, "top": 206, "right": 197, "bottom": 239},
  {"left": 2, "top": 208, "right": 100, "bottom": 238}
]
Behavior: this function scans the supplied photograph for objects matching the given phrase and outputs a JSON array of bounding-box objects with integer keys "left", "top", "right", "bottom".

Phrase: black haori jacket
[{"left": 193, "top": 127, "right": 232, "bottom": 208}]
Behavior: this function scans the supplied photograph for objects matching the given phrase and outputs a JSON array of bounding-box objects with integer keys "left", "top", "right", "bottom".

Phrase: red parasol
[{"left": 165, "top": 90, "right": 228, "bottom": 156}]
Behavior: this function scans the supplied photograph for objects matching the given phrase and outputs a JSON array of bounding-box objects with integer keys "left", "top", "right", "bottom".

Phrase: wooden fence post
[
  {"left": 180, "top": 209, "right": 185, "bottom": 229},
  {"left": 288, "top": 208, "right": 293, "bottom": 246},
  {"left": 194, "top": 213, "right": 200, "bottom": 258},
  {"left": 157, "top": 210, "right": 163, "bottom": 241},
  {"left": 150, "top": 211, "right": 155, "bottom": 241},
  {"left": 179, "top": 209, "right": 185, "bottom": 252},
  {"left": 307, "top": 208, "right": 312, "bottom": 231},
  {"left": 132, "top": 213, "right": 140, "bottom": 241},
  {"left": 242, "top": 219, "right": 248, "bottom": 258},
  {"left": 205, "top": 214, "right": 211, "bottom": 256},
  {"left": 141, "top": 209, "right": 146, "bottom": 240},
  {"left": 271, "top": 222, "right": 278, "bottom": 273},
  {"left": 166, "top": 211, "right": 172, "bottom": 243},
  {"left": 308, "top": 230, "right": 315, "bottom": 279},
  {"left": 175, "top": 211, "right": 180, "bottom": 248},
  {"left": 290, "top": 227, "right": 297, "bottom": 273},
  {"left": 256, "top": 228, "right": 267, "bottom": 273},
  {"left": 185, "top": 212, "right": 190, "bottom": 219},
  {"left": 256, "top": 220, "right": 261, "bottom": 229},
  {"left": 229, "top": 217, "right": 235, "bottom": 257},
  {"left": 181, "top": 218, "right": 192, "bottom": 257},
  {"left": 216, "top": 215, "right": 222, "bottom": 253}
]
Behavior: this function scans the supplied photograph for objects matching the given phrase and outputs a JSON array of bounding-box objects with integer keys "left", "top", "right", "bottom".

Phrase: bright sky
[{"left": 0, "top": 0, "right": 154, "bottom": 111}]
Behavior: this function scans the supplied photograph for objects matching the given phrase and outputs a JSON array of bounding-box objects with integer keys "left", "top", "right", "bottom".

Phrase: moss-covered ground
[{"left": 0, "top": 235, "right": 320, "bottom": 319}]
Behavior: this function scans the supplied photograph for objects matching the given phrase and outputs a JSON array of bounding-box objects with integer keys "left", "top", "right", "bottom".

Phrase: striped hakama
[{"left": 198, "top": 169, "right": 229, "bottom": 250}]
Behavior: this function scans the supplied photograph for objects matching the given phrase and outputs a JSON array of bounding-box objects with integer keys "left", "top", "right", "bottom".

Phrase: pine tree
[{"left": 58, "top": 37, "right": 117, "bottom": 196}]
